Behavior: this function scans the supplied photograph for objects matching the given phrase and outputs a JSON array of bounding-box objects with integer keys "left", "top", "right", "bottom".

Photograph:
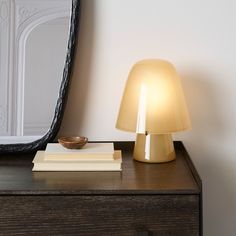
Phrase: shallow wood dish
[{"left": 58, "top": 136, "right": 88, "bottom": 149}]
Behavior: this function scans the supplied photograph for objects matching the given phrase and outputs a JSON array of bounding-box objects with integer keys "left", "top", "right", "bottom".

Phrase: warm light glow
[{"left": 116, "top": 59, "right": 191, "bottom": 134}]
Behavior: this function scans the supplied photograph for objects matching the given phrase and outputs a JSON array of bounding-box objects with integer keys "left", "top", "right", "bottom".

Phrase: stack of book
[{"left": 32, "top": 143, "right": 122, "bottom": 171}]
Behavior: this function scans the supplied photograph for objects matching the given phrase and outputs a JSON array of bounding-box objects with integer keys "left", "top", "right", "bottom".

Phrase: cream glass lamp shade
[{"left": 116, "top": 59, "right": 191, "bottom": 163}]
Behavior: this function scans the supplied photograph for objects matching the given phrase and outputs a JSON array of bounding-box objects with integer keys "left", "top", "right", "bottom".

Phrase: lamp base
[{"left": 133, "top": 133, "right": 176, "bottom": 163}]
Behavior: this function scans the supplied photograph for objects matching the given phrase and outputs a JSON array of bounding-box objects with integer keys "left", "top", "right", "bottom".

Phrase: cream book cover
[
  {"left": 45, "top": 143, "right": 114, "bottom": 161},
  {"left": 32, "top": 150, "right": 122, "bottom": 172}
]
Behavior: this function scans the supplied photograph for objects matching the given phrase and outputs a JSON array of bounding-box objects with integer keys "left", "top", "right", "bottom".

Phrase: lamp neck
[{"left": 134, "top": 133, "right": 175, "bottom": 163}]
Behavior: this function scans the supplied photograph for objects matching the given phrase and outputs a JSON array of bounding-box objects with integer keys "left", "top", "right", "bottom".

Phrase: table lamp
[{"left": 116, "top": 59, "right": 191, "bottom": 163}]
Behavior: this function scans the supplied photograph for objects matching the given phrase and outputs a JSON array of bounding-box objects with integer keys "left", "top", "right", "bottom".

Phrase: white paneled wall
[
  {"left": 24, "top": 19, "right": 69, "bottom": 135},
  {"left": 0, "top": 0, "right": 11, "bottom": 135},
  {"left": 0, "top": 0, "right": 70, "bottom": 136}
]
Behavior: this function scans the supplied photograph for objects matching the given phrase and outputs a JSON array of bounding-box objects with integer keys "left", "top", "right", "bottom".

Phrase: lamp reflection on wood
[{"left": 33, "top": 171, "right": 122, "bottom": 189}]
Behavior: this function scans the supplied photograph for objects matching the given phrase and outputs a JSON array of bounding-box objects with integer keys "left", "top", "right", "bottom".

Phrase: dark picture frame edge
[{"left": 0, "top": 0, "right": 81, "bottom": 154}]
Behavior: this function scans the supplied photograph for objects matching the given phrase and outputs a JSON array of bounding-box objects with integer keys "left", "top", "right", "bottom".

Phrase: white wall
[{"left": 59, "top": 0, "right": 236, "bottom": 235}]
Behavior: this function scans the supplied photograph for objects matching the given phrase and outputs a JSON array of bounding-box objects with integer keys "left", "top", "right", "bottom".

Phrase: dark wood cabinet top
[{"left": 0, "top": 141, "right": 201, "bottom": 195}]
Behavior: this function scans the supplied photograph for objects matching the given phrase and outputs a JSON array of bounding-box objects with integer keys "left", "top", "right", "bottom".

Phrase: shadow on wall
[
  {"left": 58, "top": 0, "right": 96, "bottom": 137},
  {"left": 176, "top": 72, "right": 236, "bottom": 236}
]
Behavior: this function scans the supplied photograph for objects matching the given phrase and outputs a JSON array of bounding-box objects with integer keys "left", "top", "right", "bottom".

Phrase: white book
[
  {"left": 32, "top": 150, "right": 122, "bottom": 172},
  {"left": 45, "top": 143, "right": 114, "bottom": 161}
]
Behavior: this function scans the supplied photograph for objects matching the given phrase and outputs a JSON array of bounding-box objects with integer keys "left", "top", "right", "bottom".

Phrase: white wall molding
[
  {"left": 0, "top": 106, "right": 7, "bottom": 131},
  {"left": 0, "top": 1, "right": 9, "bottom": 28},
  {"left": 14, "top": 1, "right": 71, "bottom": 136},
  {"left": 0, "top": 0, "right": 70, "bottom": 136},
  {"left": 0, "top": 0, "right": 11, "bottom": 135},
  {"left": 24, "top": 122, "right": 50, "bottom": 135}
]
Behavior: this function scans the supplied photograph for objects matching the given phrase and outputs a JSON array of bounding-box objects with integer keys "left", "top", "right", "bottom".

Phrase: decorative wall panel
[{"left": 0, "top": 0, "right": 70, "bottom": 136}]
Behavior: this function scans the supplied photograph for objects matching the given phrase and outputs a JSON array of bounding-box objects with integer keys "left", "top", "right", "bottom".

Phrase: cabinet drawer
[{"left": 0, "top": 195, "right": 199, "bottom": 236}]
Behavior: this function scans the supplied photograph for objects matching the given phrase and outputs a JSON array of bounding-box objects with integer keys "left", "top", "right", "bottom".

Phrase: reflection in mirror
[
  {"left": 24, "top": 18, "right": 69, "bottom": 136},
  {"left": 0, "top": 0, "right": 80, "bottom": 153},
  {"left": 0, "top": 0, "right": 72, "bottom": 144}
]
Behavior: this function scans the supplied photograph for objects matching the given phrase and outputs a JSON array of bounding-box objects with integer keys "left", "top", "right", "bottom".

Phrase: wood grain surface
[
  {"left": 0, "top": 195, "right": 199, "bottom": 236},
  {"left": 0, "top": 142, "right": 200, "bottom": 195}
]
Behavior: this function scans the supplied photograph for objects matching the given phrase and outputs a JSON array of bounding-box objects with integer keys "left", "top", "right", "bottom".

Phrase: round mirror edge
[{"left": 0, "top": 0, "right": 81, "bottom": 154}]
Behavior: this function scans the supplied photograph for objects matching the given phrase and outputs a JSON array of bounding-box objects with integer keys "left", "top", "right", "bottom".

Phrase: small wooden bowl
[{"left": 58, "top": 136, "right": 88, "bottom": 149}]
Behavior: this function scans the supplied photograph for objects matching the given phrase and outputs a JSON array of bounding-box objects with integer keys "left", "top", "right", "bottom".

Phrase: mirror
[
  {"left": 0, "top": 0, "right": 81, "bottom": 153},
  {"left": 23, "top": 18, "right": 69, "bottom": 136}
]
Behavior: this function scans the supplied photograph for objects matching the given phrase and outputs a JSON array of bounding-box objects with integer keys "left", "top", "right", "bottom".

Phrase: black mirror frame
[{"left": 0, "top": 0, "right": 81, "bottom": 154}]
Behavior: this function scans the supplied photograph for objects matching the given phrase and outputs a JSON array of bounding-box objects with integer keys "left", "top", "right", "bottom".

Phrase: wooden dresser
[{"left": 0, "top": 141, "right": 202, "bottom": 236}]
